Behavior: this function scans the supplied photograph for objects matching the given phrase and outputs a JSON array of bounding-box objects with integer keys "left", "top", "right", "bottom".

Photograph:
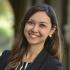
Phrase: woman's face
[{"left": 24, "top": 11, "right": 55, "bottom": 45}]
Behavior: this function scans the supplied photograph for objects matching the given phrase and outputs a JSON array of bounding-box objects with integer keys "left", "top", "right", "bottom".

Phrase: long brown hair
[{"left": 5, "top": 4, "right": 62, "bottom": 70}]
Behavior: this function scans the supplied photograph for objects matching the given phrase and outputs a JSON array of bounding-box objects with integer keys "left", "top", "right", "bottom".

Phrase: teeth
[
  {"left": 30, "top": 34, "right": 38, "bottom": 38},
  {"left": 29, "top": 33, "right": 40, "bottom": 38}
]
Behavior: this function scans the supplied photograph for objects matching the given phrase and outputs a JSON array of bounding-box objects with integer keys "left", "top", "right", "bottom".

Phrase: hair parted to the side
[{"left": 5, "top": 3, "right": 62, "bottom": 70}]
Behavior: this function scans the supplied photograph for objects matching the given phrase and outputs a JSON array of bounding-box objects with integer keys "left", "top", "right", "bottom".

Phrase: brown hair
[{"left": 5, "top": 4, "right": 62, "bottom": 70}]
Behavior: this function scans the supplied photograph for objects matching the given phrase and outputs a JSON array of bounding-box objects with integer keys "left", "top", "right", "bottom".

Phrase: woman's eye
[
  {"left": 40, "top": 24, "right": 46, "bottom": 28},
  {"left": 27, "top": 21, "right": 34, "bottom": 25}
]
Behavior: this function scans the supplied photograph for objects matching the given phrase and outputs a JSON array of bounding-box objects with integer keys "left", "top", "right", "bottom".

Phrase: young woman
[{"left": 0, "top": 4, "right": 62, "bottom": 70}]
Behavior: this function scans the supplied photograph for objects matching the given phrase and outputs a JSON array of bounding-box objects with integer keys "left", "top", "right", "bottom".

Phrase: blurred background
[{"left": 0, "top": 0, "right": 70, "bottom": 70}]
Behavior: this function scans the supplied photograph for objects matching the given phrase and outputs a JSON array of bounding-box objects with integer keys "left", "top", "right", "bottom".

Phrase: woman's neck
[
  {"left": 23, "top": 43, "right": 44, "bottom": 63},
  {"left": 28, "top": 43, "right": 44, "bottom": 55}
]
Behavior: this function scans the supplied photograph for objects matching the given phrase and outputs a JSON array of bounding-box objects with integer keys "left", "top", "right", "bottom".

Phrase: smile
[{"left": 29, "top": 33, "right": 40, "bottom": 38}]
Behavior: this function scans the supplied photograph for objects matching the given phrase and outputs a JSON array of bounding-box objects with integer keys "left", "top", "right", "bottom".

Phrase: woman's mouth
[{"left": 28, "top": 33, "right": 40, "bottom": 38}]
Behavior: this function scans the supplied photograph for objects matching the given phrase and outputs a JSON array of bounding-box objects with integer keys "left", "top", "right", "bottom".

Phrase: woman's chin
[
  {"left": 28, "top": 40, "right": 43, "bottom": 45},
  {"left": 28, "top": 42, "right": 39, "bottom": 45}
]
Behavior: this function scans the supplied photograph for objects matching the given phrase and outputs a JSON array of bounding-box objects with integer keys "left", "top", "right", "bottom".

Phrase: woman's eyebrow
[
  {"left": 28, "top": 19, "right": 34, "bottom": 21},
  {"left": 29, "top": 19, "right": 50, "bottom": 24},
  {"left": 39, "top": 21, "right": 48, "bottom": 23},
  {"left": 39, "top": 21, "right": 49, "bottom": 25}
]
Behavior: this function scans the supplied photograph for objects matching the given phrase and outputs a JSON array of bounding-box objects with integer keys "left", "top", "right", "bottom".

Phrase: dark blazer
[{"left": 0, "top": 47, "right": 62, "bottom": 70}]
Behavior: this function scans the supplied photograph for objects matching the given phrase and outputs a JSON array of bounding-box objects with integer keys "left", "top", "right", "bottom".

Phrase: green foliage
[
  {"left": 0, "top": 28, "right": 9, "bottom": 37},
  {"left": 0, "top": 0, "right": 14, "bottom": 53}
]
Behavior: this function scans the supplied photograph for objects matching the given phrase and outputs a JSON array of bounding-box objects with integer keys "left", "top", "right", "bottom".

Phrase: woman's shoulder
[
  {"left": 43, "top": 55, "right": 62, "bottom": 70},
  {"left": 0, "top": 50, "right": 11, "bottom": 59},
  {"left": 0, "top": 50, "right": 11, "bottom": 62},
  {"left": 0, "top": 50, "right": 11, "bottom": 69},
  {"left": 48, "top": 55, "right": 61, "bottom": 64}
]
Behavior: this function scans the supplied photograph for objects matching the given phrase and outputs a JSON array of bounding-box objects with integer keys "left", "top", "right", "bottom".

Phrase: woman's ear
[{"left": 49, "top": 26, "right": 56, "bottom": 37}]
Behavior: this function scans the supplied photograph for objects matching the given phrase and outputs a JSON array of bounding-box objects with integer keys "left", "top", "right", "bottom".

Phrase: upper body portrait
[{"left": 0, "top": 3, "right": 62, "bottom": 70}]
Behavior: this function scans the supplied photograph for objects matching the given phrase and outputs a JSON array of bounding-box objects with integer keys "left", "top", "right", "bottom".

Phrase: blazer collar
[{"left": 28, "top": 46, "right": 48, "bottom": 70}]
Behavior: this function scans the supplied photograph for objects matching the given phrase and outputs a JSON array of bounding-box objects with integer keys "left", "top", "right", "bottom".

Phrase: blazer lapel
[{"left": 27, "top": 46, "right": 48, "bottom": 70}]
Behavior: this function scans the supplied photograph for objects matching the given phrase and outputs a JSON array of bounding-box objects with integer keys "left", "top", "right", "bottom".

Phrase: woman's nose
[{"left": 32, "top": 25, "right": 39, "bottom": 33}]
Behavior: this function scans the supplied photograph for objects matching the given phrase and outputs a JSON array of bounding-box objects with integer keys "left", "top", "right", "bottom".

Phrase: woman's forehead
[{"left": 28, "top": 11, "right": 51, "bottom": 22}]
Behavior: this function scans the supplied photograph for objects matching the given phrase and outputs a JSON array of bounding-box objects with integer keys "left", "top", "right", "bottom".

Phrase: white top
[{"left": 15, "top": 62, "right": 29, "bottom": 70}]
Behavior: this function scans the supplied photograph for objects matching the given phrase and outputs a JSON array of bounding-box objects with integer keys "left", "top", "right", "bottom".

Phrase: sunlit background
[
  {"left": 0, "top": 0, "right": 70, "bottom": 70},
  {"left": 0, "top": 0, "right": 14, "bottom": 55}
]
